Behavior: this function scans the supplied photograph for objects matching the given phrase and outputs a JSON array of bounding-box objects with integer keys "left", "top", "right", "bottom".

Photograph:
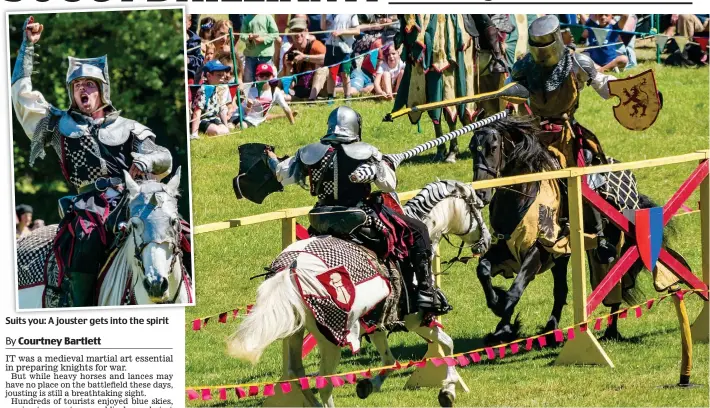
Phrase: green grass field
[{"left": 186, "top": 62, "right": 709, "bottom": 407}]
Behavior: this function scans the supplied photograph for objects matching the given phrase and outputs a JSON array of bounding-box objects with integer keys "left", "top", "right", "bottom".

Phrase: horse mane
[
  {"left": 404, "top": 180, "right": 468, "bottom": 220},
  {"left": 498, "top": 118, "right": 558, "bottom": 177}
]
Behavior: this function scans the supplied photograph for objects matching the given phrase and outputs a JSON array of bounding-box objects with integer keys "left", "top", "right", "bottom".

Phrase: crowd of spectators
[{"left": 185, "top": 14, "right": 708, "bottom": 138}]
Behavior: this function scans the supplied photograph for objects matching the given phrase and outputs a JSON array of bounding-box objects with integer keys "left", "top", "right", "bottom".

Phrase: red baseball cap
[{"left": 255, "top": 63, "right": 274, "bottom": 77}]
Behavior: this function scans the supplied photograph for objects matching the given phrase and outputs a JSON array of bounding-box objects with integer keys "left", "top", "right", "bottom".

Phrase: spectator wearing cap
[
  {"left": 16, "top": 204, "right": 33, "bottom": 239},
  {"left": 283, "top": 17, "right": 328, "bottom": 101},
  {"left": 321, "top": 14, "right": 361, "bottom": 101},
  {"left": 234, "top": 63, "right": 295, "bottom": 128},
  {"left": 240, "top": 14, "right": 279, "bottom": 83},
  {"left": 190, "top": 60, "right": 234, "bottom": 139}
]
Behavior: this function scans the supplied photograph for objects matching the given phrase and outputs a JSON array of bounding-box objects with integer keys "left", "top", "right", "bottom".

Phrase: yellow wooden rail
[
  {"left": 194, "top": 149, "right": 709, "bottom": 382},
  {"left": 195, "top": 150, "right": 709, "bottom": 235}
]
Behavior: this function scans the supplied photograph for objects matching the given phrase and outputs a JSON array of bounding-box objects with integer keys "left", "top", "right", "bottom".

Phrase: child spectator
[
  {"left": 199, "top": 17, "right": 215, "bottom": 54},
  {"left": 233, "top": 64, "right": 295, "bottom": 128},
  {"left": 16, "top": 204, "right": 33, "bottom": 239},
  {"left": 374, "top": 44, "right": 404, "bottom": 100},
  {"left": 321, "top": 14, "right": 360, "bottom": 101},
  {"left": 582, "top": 14, "right": 629, "bottom": 72},
  {"left": 240, "top": 14, "right": 279, "bottom": 83},
  {"left": 204, "top": 43, "right": 216, "bottom": 64},
  {"left": 212, "top": 20, "right": 234, "bottom": 58},
  {"left": 190, "top": 60, "right": 233, "bottom": 139}
]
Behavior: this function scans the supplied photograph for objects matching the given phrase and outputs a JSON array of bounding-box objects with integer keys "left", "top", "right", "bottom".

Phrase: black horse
[{"left": 468, "top": 116, "right": 658, "bottom": 343}]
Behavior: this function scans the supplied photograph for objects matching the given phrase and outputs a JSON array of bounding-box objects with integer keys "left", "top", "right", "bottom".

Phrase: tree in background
[{"left": 8, "top": 9, "right": 190, "bottom": 222}]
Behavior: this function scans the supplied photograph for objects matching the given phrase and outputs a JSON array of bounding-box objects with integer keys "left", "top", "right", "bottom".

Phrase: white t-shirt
[
  {"left": 376, "top": 60, "right": 406, "bottom": 85},
  {"left": 242, "top": 86, "right": 290, "bottom": 127},
  {"left": 324, "top": 14, "right": 359, "bottom": 54}
]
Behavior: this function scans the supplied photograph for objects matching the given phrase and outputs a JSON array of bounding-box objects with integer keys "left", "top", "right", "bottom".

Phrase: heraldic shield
[{"left": 608, "top": 69, "right": 661, "bottom": 131}]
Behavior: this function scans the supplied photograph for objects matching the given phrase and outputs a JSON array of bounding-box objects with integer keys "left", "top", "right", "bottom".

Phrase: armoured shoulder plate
[
  {"left": 298, "top": 142, "right": 330, "bottom": 165},
  {"left": 99, "top": 117, "right": 152, "bottom": 146},
  {"left": 57, "top": 111, "right": 88, "bottom": 138},
  {"left": 572, "top": 53, "right": 597, "bottom": 84},
  {"left": 341, "top": 142, "right": 382, "bottom": 161}
]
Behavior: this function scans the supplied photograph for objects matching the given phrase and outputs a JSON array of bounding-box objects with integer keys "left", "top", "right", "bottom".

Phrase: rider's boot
[
  {"left": 483, "top": 25, "right": 508, "bottom": 74},
  {"left": 412, "top": 250, "right": 452, "bottom": 315}
]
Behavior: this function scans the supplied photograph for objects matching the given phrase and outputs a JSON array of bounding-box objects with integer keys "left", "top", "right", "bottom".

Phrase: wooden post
[
  {"left": 282, "top": 217, "right": 297, "bottom": 250},
  {"left": 556, "top": 175, "right": 614, "bottom": 367},
  {"left": 691, "top": 167, "right": 709, "bottom": 342},
  {"left": 405, "top": 246, "right": 469, "bottom": 393}
]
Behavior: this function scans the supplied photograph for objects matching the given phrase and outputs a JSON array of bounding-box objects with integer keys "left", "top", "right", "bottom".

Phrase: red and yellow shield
[{"left": 607, "top": 69, "right": 661, "bottom": 131}]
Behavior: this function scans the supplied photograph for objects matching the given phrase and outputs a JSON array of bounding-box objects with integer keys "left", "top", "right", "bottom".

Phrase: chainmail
[
  {"left": 515, "top": 48, "right": 573, "bottom": 93},
  {"left": 29, "top": 115, "right": 61, "bottom": 166}
]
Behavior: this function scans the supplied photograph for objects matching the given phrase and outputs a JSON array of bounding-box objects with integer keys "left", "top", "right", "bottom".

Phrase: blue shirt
[
  {"left": 695, "top": 15, "right": 708, "bottom": 24},
  {"left": 585, "top": 19, "right": 622, "bottom": 66}
]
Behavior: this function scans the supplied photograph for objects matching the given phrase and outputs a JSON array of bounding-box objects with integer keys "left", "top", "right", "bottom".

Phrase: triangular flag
[
  {"left": 443, "top": 357, "right": 457, "bottom": 366},
  {"left": 331, "top": 376, "right": 345, "bottom": 387},
  {"left": 344, "top": 373, "right": 357, "bottom": 384},
  {"left": 369, "top": 49, "right": 379, "bottom": 68},
  {"left": 456, "top": 355, "right": 470, "bottom": 367},
  {"left": 430, "top": 358, "right": 445, "bottom": 367},
  {"left": 281, "top": 76, "right": 293, "bottom": 94},
  {"left": 619, "top": 32, "right": 634, "bottom": 46},
  {"left": 298, "top": 377, "right": 310, "bottom": 390},
  {"left": 218, "top": 312, "right": 228, "bottom": 323},
  {"left": 280, "top": 382, "right": 292, "bottom": 393},
  {"left": 497, "top": 346, "right": 506, "bottom": 359},
  {"left": 553, "top": 329, "right": 564, "bottom": 343},
  {"left": 635, "top": 306, "right": 643, "bottom": 318},
  {"left": 218, "top": 388, "right": 227, "bottom": 400},
  {"left": 201, "top": 389, "right": 212, "bottom": 400},
  {"left": 235, "top": 387, "right": 246, "bottom": 398},
  {"left": 191, "top": 319, "right": 201, "bottom": 331},
  {"left": 537, "top": 336, "right": 547, "bottom": 348},
  {"left": 263, "top": 384, "right": 275, "bottom": 396},
  {"left": 246, "top": 305, "right": 253, "bottom": 314},
  {"left": 186, "top": 389, "right": 199, "bottom": 400},
  {"left": 484, "top": 347, "right": 495, "bottom": 359},
  {"left": 619, "top": 309, "right": 628, "bottom": 319},
  {"left": 591, "top": 27, "right": 610, "bottom": 46},
  {"left": 570, "top": 26, "right": 585, "bottom": 43},
  {"left": 510, "top": 343, "right": 520, "bottom": 354},
  {"left": 329, "top": 65, "right": 340, "bottom": 82},
  {"left": 315, "top": 377, "right": 327, "bottom": 389},
  {"left": 675, "top": 36, "right": 689, "bottom": 50},
  {"left": 655, "top": 34, "right": 669, "bottom": 50},
  {"left": 248, "top": 386, "right": 259, "bottom": 396},
  {"left": 567, "top": 327, "right": 575, "bottom": 341}
]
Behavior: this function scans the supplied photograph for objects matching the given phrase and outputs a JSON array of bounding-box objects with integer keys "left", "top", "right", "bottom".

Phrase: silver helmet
[
  {"left": 66, "top": 55, "right": 112, "bottom": 108},
  {"left": 321, "top": 106, "right": 362, "bottom": 143},
  {"left": 528, "top": 15, "right": 567, "bottom": 68}
]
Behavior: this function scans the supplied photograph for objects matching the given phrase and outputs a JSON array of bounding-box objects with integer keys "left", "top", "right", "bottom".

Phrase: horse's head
[
  {"left": 469, "top": 116, "right": 540, "bottom": 205},
  {"left": 450, "top": 181, "right": 491, "bottom": 256},
  {"left": 469, "top": 126, "right": 508, "bottom": 205},
  {"left": 124, "top": 167, "right": 183, "bottom": 303}
]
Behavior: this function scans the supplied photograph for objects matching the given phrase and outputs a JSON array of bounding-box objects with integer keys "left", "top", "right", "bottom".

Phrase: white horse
[
  {"left": 403, "top": 180, "right": 491, "bottom": 260},
  {"left": 227, "top": 181, "right": 490, "bottom": 407},
  {"left": 17, "top": 168, "right": 192, "bottom": 308}
]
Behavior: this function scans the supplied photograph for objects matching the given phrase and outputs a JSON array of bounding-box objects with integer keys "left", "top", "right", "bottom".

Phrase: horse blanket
[{"left": 271, "top": 236, "right": 393, "bottom": 352}]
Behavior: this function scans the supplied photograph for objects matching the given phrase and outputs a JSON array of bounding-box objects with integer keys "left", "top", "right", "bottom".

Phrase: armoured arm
[
  {"left": 573, "top": 53, "right": 613, "bottom": 100},
  {"left": 11, "top": 19, "right": 50, "bottom": 139},
  {"left": 269, "top": 156, "right": 300, "bottom": 187},
  {"left": 372, "top": 157, "right": 397, "bottom": 193},
  {"left": 132, "top": 126, "right": 172, "bottom": 180}
]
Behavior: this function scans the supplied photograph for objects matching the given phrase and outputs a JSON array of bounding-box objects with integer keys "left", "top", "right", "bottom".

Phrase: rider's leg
[
  {"left": 398, "top": 213, "right": 452, "bottom": 314},
  {"left": 56, "top": 214, "right": 109, "bottom": 307}
]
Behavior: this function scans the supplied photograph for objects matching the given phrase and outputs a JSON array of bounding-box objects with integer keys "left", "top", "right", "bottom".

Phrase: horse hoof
[
  {"left": 356, "top": 379, "right": 373, "bottom": 399},
  {"left": 438, "top": 389, "right": 455, "bottom": 407}
]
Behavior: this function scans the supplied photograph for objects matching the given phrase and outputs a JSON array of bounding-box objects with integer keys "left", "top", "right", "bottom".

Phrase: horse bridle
[
  {"left": 473, "top": 131, "right": 536, "bottom": 199},
  {"left": 130, "top": 219, "right": 185, "bottom": 304}
]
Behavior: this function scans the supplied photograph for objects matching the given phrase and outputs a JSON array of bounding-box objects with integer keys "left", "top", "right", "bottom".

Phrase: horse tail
[{"left": 227, "top": 269, "right": 305, "bottom": 364}]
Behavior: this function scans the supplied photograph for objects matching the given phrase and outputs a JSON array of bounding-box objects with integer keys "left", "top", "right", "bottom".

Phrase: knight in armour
[
  {"left": 11, "top": 17, "right": 179, "bottom": 307},
  {"left": 263, "top": 106, "right": 451, "bottom": 316},
  {"left": 510, "top": 15, "right": 625, "bottom": 262}
]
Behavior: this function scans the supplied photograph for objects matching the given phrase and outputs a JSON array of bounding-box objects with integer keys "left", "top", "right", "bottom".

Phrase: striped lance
[{"left": 350, "top": 110, "right": 508, "bottom": 183}]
